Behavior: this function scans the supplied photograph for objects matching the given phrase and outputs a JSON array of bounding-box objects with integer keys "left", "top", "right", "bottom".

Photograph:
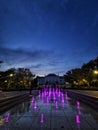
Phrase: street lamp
[
  {"left": 10, "top": 74, "right": 13, "bottom": 77},
  {"left": 4, "top": 80, "right": 7, "bottom": 83},
  {"left": 8, "top": 73, "right": 14, "bottom": 89},
  {"left": 93, "top": 70, "right": 98, "bottom": 87},
  {"left": 94, "top": 70, "right": 98, "bottom": 74}
]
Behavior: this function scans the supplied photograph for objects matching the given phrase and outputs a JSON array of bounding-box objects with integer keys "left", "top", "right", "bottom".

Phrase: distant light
[
  {"left": 4, "top": 80, "right": 7, "bottom": 83},
  {"left": 94, "top": 70, "right": 98, "bottom": 74},
  {"left": 10, "top": 74, "right": 13, "bottom": 77}
]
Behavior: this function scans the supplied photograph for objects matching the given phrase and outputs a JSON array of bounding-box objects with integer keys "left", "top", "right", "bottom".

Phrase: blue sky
[{"left": 0, "top": 0, "right": 98, "bottom": 76}]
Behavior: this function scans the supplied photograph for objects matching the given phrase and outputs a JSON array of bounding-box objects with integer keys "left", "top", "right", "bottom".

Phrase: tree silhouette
[{"left": 65, "top": 57, "right": 98, "bottom": 89}]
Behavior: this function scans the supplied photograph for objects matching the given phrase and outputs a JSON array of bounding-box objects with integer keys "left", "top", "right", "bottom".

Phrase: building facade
[{"left": 37, "top": 74, "right": 65, "bottom": 86}]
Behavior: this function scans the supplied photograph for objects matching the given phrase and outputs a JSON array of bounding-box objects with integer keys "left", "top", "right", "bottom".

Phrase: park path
[{"left": 66, "top": 90, "right": 98, "bottom": 98}]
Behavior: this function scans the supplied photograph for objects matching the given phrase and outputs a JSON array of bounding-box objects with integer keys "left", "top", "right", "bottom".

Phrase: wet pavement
[
  {"left": 0, "top": 88, "right": 98, "bottom": 130},
  {"left": 0, "top": 91, "right": 29, "bottom": 100},
  {"left": 66, "top": 90, "right": 98, "bottom": 98}
]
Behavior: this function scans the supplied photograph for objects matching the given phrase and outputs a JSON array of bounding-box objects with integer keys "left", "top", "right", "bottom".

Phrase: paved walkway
[
  {"left": 0, "top": 91, "right": 29, "bottom": 101},
  {"left": 66, "top": 90, "right": 98, "bottom": 99},
  {"left": 0, "top": 90, "right": 39, "bottom": 101},
  {"left": 0, "top": 89, "right": 98, "bottom": 99},
  {"left": 0, "top": 89, "right": 98, "bottom": 130}
]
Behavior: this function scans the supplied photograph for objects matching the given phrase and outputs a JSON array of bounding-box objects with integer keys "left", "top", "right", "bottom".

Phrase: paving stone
[
  {"left": 51, "top": 116, "right": 72, "bottom": 130},
  {"left": 0, "top": 90, "right": 98, "bottom": 130},
  {"left": 30, "top": 116, "right": 51, "bottom": 129}
]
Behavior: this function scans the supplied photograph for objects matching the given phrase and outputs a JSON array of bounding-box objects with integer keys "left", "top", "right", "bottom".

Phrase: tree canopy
[{"left": 65, "top": 57, "right": 98, "bottom": 88}]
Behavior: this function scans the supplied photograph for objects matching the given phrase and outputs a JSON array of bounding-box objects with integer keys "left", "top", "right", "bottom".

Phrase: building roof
[{"left": 46, "top": 73, "right": 58, "bottom": 77}]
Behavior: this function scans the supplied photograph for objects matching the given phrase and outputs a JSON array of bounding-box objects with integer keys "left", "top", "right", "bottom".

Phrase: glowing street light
[
  {"left": 93, "top": 70, "right": 98, "bottom": 87},
  {"left": 94, "top": 70, "right": 98, "bottom": 74},
  {"left": 4, "top": 80, "right": 7, "bottom": 83},
  {"left": 10, "top": 74, "right": 13, "bottom": 77}
]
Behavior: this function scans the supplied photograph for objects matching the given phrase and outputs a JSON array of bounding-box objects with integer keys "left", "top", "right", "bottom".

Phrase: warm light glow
[
  {"left": 4, "top": 80, "right": 7, "bottom": 83},
  {"left": 10, "top": 74, "right": 13, "bottom": 77},
  {"left": 82, "top": 79, "right": 86, "bottom": 82},
  {"left": 94, "top": 70, "right": 98, "bottom": 74}
]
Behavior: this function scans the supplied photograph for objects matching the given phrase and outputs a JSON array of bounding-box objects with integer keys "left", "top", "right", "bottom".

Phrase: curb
[
  {"left": 0, "top": 93, "right": 30, "bottom": 114},
  {"left": 66, "top": 90, "right": 98, "bottom": 111}
]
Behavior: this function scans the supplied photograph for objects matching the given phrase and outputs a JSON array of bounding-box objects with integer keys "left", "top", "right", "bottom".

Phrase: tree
[
  {"left": 0, "top": 67, "right": 35, "bottom": 90},
  {"left": 15, "top": 68, "right": 35, "bottom": 90},
  {"left": 65, "top": 57, "right": 98, "bottom": 89}
]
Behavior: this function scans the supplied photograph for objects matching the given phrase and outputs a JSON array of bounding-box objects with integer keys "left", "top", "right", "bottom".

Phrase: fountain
[
  {"left": 76, "top": 115, "right": 80, "bottom": 124},
  {"left": 40, "top": 113, "right": 44, "bottom": 124},
  {"left": 31, "top": 96, "right": 34, "bottom": 103},
  {"left": 77, "top": 101, "right": 80, "bottom": 109},
  {"left": 76, "top": 114, "right": 81, "bottom": 130},
  {"left": 46, "top": 96, "right": 49, "bottom": 104},
  {"left": 65, "top": 92, "right": 68, "bottom": 104},
  {"left": 5, "top": 112, "right": 10, "bottom": 123},
  {"left": 38, "top": 90, "right": 41, "bottom": 98},
  {"left": 34, "top": 102, "right": 37, "bottom": 110},
  {"left": 56, "top": 101, "right": 58, "bottom": 109}
]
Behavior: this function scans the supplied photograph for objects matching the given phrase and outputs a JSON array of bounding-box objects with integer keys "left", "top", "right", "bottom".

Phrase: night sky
[{"left": 0, "top": 0, "right": 98, "bottom": 76}]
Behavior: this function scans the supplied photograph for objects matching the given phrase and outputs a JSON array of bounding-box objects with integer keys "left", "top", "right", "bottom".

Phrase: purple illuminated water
[
  {"left": 30, "top": 87, "right": 98, "bottom": 129},
  {"left": 34, "top": 101, "right": 37, "bottom": 110},
  {"left": 31, "top": 96, "right": 34, "bottom": 103},
  {"left": 38, "top": 90, "right": 41, "bottom": 98},
  {"left": 56, "top": 101, "right": 58, "bottom": 109},
  {"left": 0, "top": 87, "right": 98, "bottom": 130},
  {"left": 5, "top": 112, "right": 10, "bottom": 123},
  {"left": 76, "top": 114, "right": 80, "bottom": 124},
  {"left": 40, "top": 113, "right": 44, "bottom": 124},
  {"left": 77, "top": 101, "right": 80, "bottom": 109}
]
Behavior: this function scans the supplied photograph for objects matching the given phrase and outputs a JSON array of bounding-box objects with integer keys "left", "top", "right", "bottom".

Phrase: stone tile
[
  {"left": 51, "top": 116, "right": 72, "bottom": 130},
  {"left": 0, "top": 90, "right": 98, "bottom": 130},
  {"left": 11, "top": 116, "right": 33, "bottom": 129},
  {"left": 30, "top": 116, "right": 51, "bottom": 129}
]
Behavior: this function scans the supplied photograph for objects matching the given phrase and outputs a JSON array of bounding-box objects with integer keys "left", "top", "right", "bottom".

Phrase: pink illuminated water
[
  {"left": 65, "top": 92, "right": 68, "bottom": 100},
  {"left": 62, "top": 93, "right": 64, "bottom": 103},
  {"left": 65, "top": 92, "right": 68, "bottom": 104},
  {"left": 40, "top": 113, "right": 44, "bottom": 124},
  {"left": 38, "top": 90, "right": 41, "bottom": 98},
  {"left": 77, "top": 101, "right": 80, "bottom": 109},
  {"left": 76, "top": 114, "right": 81, "bottom": 129},
  {"left": 53, "top": 95, "right": 56, "bottom": 102},
  {"left": 5, "top": 112, "right": 10, "bottom": 123},
  {"left": 34, "top": 102, "right": 37, "bottom": 110},
  {"left": 31, "top": 96, "right": 34, "bottom": 103},
  {"left": 58, "top": 90, "right": 60, "bottom": 97},
  {"left": 76, "top": 115, "right": 80, "bottom": 124},
  {"left": 61, "top": 92, "right": 65, "bottom": 107},
  {"left": 46, "top": 96, "right": 49, "bottom": 104},
  {"left": 56, "top": 101, "right": 58, "bottom": 109}
]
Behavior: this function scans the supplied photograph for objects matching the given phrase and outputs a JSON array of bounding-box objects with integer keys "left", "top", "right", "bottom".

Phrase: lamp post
[
  {"left": 93, "top": 70, "right": 98, "bottom": 75},
  {"left": 8, "top": 73, "right": 14, "bottom": 89},
  {"left": 10, "top": 74, "right": 13, "bottom": 77},
  {"left": 93, "top": 70, "right": 98, "bottom": 87}
]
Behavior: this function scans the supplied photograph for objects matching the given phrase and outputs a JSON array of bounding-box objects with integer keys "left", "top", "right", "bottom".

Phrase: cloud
[
  {"left": 26, "top": 64, "right": 42, "bottom": 69},
  {"left": 0, "top": 47, "right": 54, "bottom": 69},
  {"left": 0, "top": 46, "right": 68, "bottom": 75},
  {"left": 0, "top": 47, "right": 53, "bottom": 58}
]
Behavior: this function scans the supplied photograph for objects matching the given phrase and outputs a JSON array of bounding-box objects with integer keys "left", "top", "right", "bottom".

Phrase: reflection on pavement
[{"left": 0, "top": 86, "right": 98, "bottom": 130}]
